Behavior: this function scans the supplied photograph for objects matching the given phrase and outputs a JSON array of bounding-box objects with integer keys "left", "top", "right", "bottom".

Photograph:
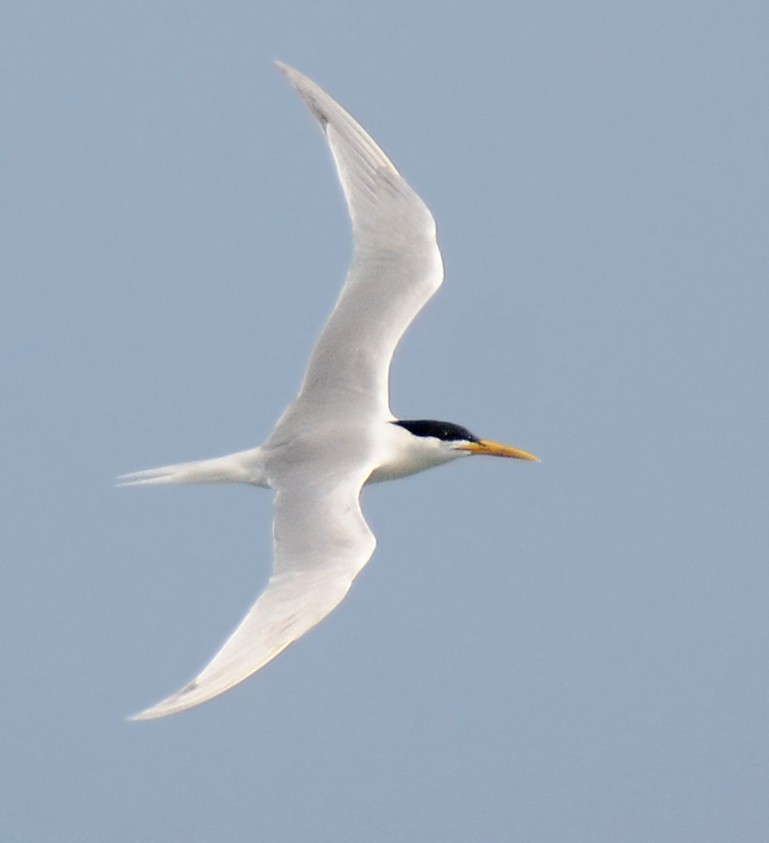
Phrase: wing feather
[
  {"left": 275, "top": 62, "right": 444, "bottom": 411},
  {"left": 132, "top": 470, "right": 375, "bottom": 719}
]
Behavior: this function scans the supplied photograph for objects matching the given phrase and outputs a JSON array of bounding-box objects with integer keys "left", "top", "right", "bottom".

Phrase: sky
[{"left": 2, "top": 1, "right": 768, "bottom": 841}]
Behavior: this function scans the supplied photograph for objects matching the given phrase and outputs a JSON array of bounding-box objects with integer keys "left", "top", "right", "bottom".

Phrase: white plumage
[{"left": 121, "top": 62, "right": 537, "bottom": 720}]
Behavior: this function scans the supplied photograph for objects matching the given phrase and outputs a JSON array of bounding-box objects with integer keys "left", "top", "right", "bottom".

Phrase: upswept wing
[
  {"left": 133, "top": 467, "right": 376, "bottom": 719},
  {"left": 276, "top": 62, "right": 444, "bottom": 413}
]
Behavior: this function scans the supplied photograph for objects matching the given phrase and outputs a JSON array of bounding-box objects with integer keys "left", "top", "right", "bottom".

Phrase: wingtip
[
  {"left": 275, "top": 64, "right": 329, "bottom": 132},
  {"left": 128, "top": 677, "right": 206, "bottom": 721},
  {"left": 128, "top": 707, "right": 166, "bottom": 722},
  {"left": 129, "top": 695, "right": 185, "bottom": 721},
  {"left": 274, "top": 59, "right": 299, "bottom": 83},
  {"left": 127, "top": 710, "right": 150, "bottom": 722}
]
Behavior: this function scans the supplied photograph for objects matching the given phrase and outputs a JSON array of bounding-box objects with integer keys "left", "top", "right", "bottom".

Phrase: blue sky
[{"left": 2, "top": 2, "right": 768, "bottom": 841}]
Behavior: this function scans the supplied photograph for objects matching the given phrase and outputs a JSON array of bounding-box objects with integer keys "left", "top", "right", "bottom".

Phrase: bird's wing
[
  {"left": 276, "top": 62, "right": 444, "bottom": 414},
  {"left": 133, "top": 466, "right": 375, "bottom": 719}
]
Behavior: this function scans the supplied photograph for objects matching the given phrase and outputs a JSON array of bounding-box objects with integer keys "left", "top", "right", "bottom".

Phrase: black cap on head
[{"left": 392, "top": 419, "right": 480, "bottom": 443}]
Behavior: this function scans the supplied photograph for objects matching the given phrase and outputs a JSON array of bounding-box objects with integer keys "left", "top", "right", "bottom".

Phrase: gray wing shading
[
  {"left": 275, "top": 62, "right": 444, "bottom": 412},
  {"left": 132, "top": 468, "right": 376, "bottom": 719}
]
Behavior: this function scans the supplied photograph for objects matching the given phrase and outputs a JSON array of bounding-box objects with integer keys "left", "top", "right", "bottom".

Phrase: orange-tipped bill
[{"left": 459, "top": 440, "right": 540, "bottom": 462}]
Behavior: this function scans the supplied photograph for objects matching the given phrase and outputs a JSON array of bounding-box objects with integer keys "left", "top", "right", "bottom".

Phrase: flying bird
[{"left": 121, "top": 61, "right": 539, "bottom": 719}]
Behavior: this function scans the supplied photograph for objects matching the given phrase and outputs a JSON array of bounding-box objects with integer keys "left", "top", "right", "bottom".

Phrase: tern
[{"left": 121, "top": 61, "right": 539, "bottom": 720}]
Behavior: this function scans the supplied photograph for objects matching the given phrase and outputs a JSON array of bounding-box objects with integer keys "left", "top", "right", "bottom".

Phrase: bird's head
[
  {"left": 382, "top": 419, "right": 539, "bottom": 479},
  {"left": 393, "top": 419, "right": 539, "bottom": 460}
]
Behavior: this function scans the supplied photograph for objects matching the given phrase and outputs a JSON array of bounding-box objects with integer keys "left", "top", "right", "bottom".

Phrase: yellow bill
[{"left": 459, "top": 440, "right": 540, "bottom": 462}]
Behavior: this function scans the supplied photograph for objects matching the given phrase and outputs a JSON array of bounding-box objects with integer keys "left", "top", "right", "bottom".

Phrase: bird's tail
[{"left": 117, "top": 447, "right": 269, "bottom": 487}]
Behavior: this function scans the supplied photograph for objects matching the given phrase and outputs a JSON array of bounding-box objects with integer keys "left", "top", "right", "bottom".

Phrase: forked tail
[{"left": 117, "top": 447, "right": 269, "bottom": 487}]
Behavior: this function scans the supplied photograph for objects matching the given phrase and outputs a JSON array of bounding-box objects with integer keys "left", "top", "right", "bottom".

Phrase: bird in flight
[{"left": 120, "top": 61, "right": 539, "bottom": 719}]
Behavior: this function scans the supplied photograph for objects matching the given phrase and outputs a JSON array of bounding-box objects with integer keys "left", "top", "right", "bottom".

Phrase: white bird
[{"left": 121, "top": 61, "right": 539, "bottom": 720}]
